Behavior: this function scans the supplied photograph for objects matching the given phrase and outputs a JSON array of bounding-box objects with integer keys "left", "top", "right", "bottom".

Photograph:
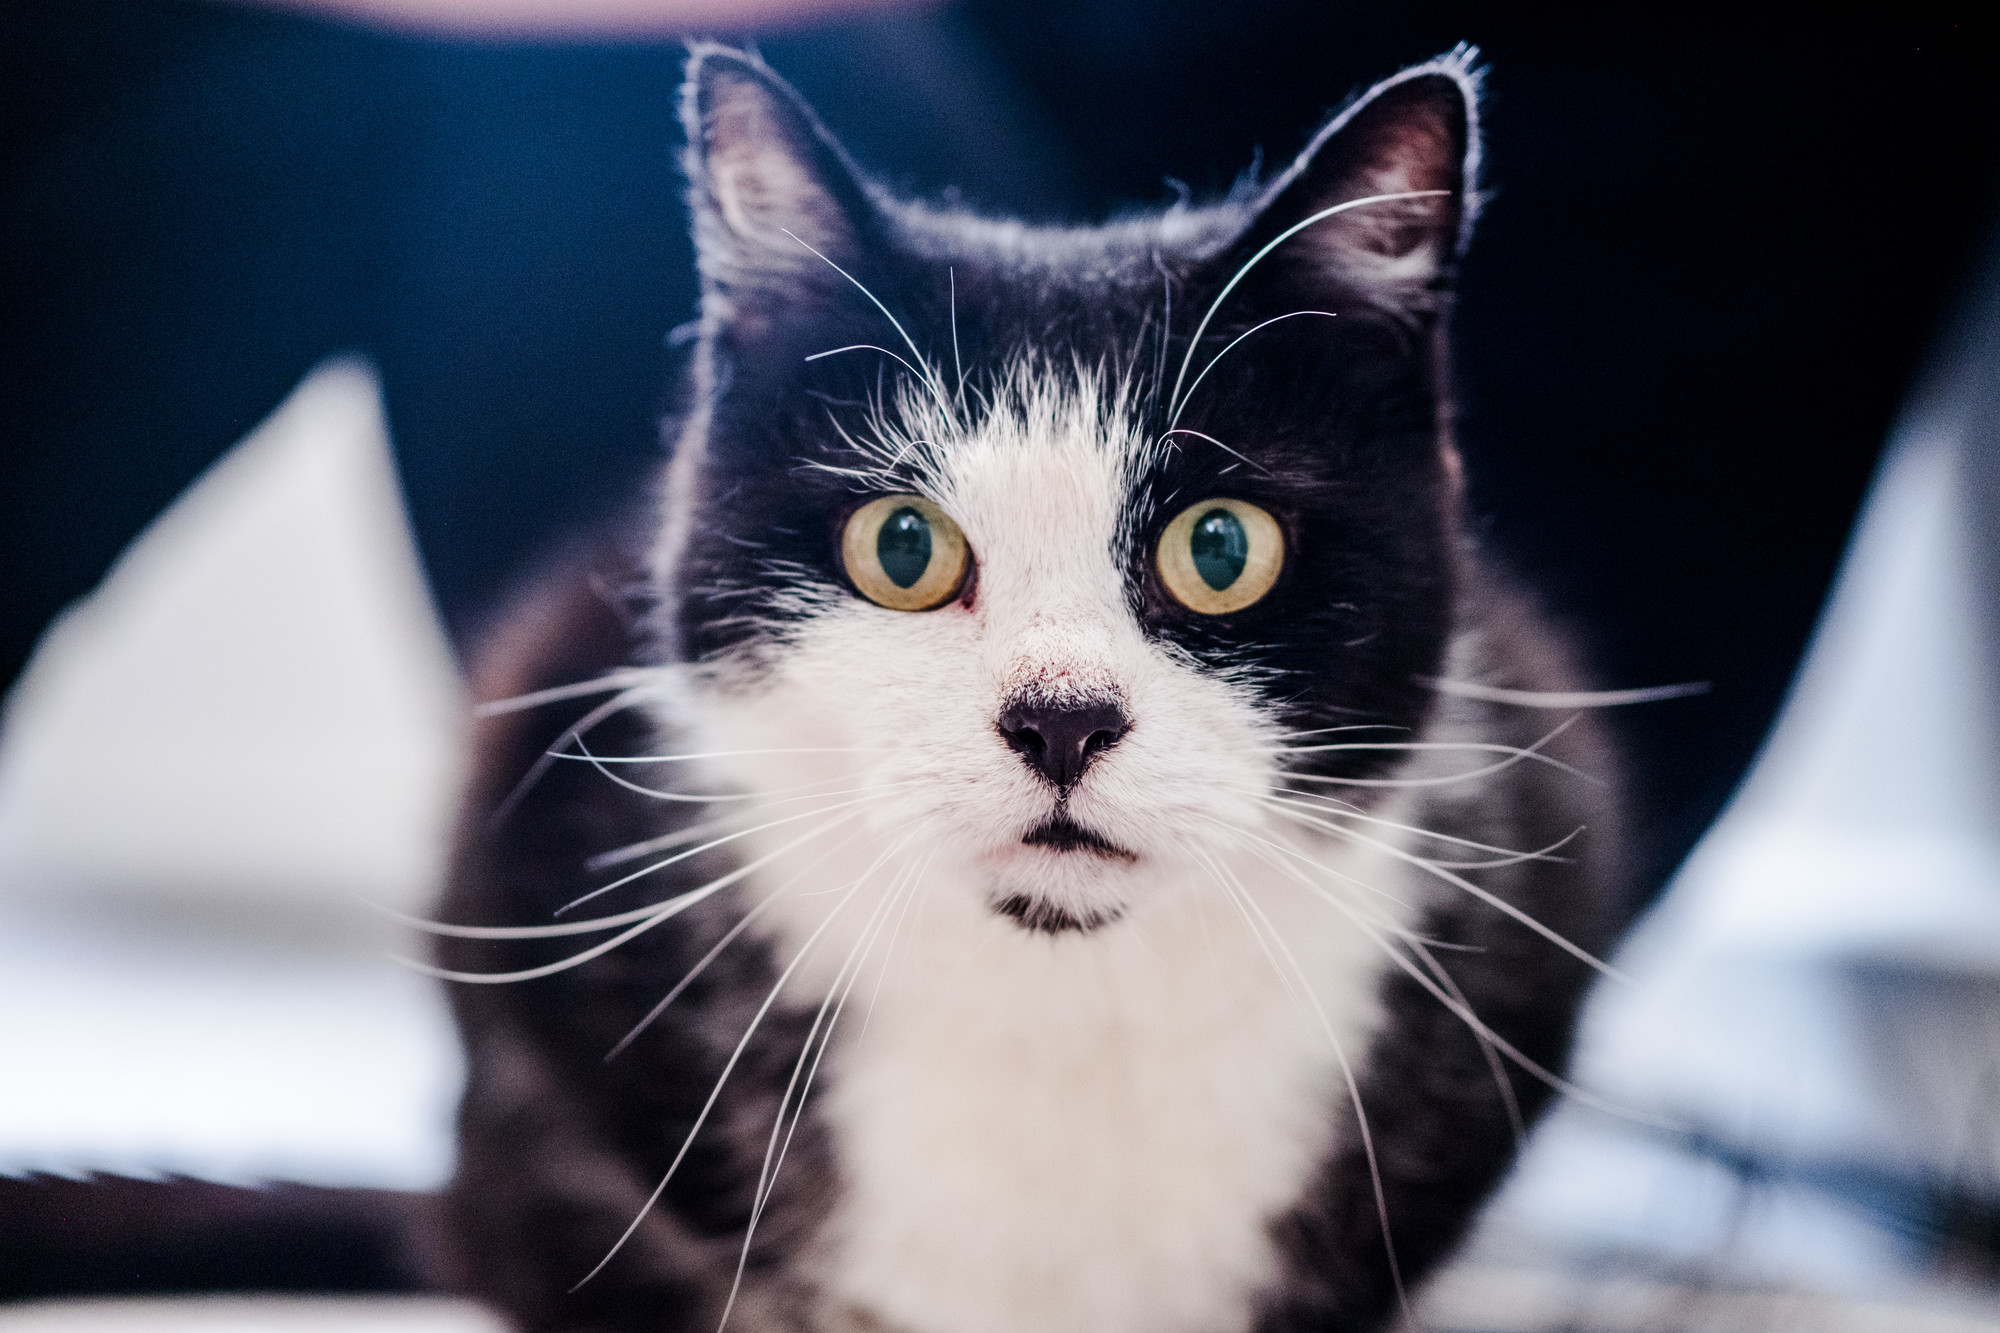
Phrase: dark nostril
[
  {"left": 998, "top": 715, "right": 1043, "bottom": 762},
  {"left": 996, "top": 699, "right": 1130, "bottom": 792}
]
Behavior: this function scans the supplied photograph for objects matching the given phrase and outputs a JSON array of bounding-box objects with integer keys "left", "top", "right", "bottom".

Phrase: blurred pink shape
[{"left": 248, "top": 0, "right": 932, "bottom": 38}]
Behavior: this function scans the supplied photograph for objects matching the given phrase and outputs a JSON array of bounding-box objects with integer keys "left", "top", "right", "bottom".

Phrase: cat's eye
[
  {"left": 1156, "top": 498, "right": 1284, "bottom": 615},
  {"left": 841, "top": 494, "right": 971, "bottom": 611}
]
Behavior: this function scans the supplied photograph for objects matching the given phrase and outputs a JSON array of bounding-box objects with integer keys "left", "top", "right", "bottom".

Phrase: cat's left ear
[
  {"left": 1233, "top": 50, "right": 1480, "bottom": 316},
  {"left": 680, "top": 44, "right": 881, "bottom": 326}
]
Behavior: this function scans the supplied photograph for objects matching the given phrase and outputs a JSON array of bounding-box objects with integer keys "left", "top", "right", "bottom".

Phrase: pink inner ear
[
  {"left": 1321, "top": 85, "right": 1466, "bottom": 262},
  {"left": 699, "top": 70, "right": 853, "bottom": 265},
  {"left": 1247, "top": 68, "right": 1472, "bottom": 290},
  {"left": 1359, "top": 109, "right": 1462, "bottom": 201},
  {"left": 1351, "top": 141, "right": 1459, "bottom": 261}
]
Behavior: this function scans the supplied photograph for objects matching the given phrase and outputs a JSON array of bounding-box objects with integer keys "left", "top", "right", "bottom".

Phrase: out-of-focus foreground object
[
  {"left": 0, "top": 362, "right": 466, "bottom": 1192},
  {"left": 1425, "top": 229, "right": 2000, "bottom": 1324},
  {"left": 246, "top": 0, "right": 930, "bottom": 38}
]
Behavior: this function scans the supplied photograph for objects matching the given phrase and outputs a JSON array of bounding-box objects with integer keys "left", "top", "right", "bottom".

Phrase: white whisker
[
  {"left": 1266, "top": 803, "right": 1627, "bottom": 984},
  {"left": 782, "top": 228, "right": 953, "bottom": 420},
  {"left": 605, "top": 894, "right": 776, "bottom": 1062},
  {"left": 399, "top": 815, "right": 859, "bottom": 978},
  {"left": 1271, "top": 738, "right": 1571, "bottom": 763},
  {"left": 1261, "top": 792, "right": 1580, "bottom": 869},
  {"left": 949, "top": 267, "right": 965, "bottom": 405},
  {"left": 1229, "top": 824, "right": 1667, "bottom": 1132},
  {"left": 1158, "top": 427, "right": 1273, "bottom": 477},
  {"left": 858, "top": 848, "right": 932, "bottom": 1041},
  {"left": 555, "top": 790, "right": 905, "bottom": 916},
  {"left": 1213, "top": 824, "right": 1526, "bottom": 1144},
  {"left": 1393, "top": 836, "right": 1578, "bottom": 873},
  {"left": 1406, "top": 938, "right": 1527, "bottom": 1144},
  {"left": 473, "top": 669, "right": 659, "bottom": 718},
  {"left": 1273, "top": 723, "right": 1408, "bottom": 741},
  {"left": 1274, "top": 717, "right": 1590, "bottom": 789},
  {"left": 805, "top": 343, "right": 936, "bottom": 392},
  {"left": 569, "top": 735, "right": 908, "bottom": 804},
  {"left": 720, "top": 849, "right": 917, "bottom": 1331},
  {"left": 1217, "top": 823, "right": 1418, "bottom": 923},
  {"left": 1420, "top": 677, "right": 1709, "bottom": 709},
  {"left": 605, "top": 819, "right": 891, "bottom": 1062},
  {"left": 822, "top": 406, "right": 879, "bottom": 467},
  {"left": 367, "top": 895, "right": 664, "bottom": 941},
  {"left": 1166, "top": 189, "right": 1450, "bottom": 418},
  {"left": 490, "top": 687, "right": 652, "bottom": 824},
  {"left": 565, "top": 746, "right": 889, "bottom": 765},
  {"left": 1191, "top": 849, "right": 1410, "bottom": 1326},
  {"left": 567, "top": 852, "right": 873, "bottom": 1294},
  {"left": 1166, "top": 310, "right": 1338, "bottom": 434},
  {"left": 1199, "top": 816, "right": 1492, "bottom": 966},
  {"left": 586, "top": 817, "right": 738, "bottom": 872}
]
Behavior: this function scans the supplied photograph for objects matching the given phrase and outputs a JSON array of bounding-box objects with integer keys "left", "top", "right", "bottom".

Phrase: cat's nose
[{"left": 995, "top": 698, "right": 1130, "bottom": 792}]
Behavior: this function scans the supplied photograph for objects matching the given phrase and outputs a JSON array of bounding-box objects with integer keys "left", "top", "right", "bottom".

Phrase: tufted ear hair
[
  {"left": 680, "top": 44, "right": 881, "bottom": 323},
  {"left": 1231, "top": 49, "right": 1481, "bottom": 317}
]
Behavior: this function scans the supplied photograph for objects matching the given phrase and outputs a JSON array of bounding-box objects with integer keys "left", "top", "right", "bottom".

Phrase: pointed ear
[
  {"left": 1235, "top": 52, "right": 1480, "bottom": 315},
  {"left": 680, "top": 45, "right": 878, "bottom": 311}
]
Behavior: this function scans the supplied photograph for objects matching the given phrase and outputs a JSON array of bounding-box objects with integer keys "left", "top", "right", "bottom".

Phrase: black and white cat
[{"left": 430, "top": 44, "right": 1630, "bottom": 1333}]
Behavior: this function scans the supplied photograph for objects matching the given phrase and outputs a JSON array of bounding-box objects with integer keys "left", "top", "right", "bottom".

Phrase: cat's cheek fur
[{"left": 687, "top": 587, "right": 1277, "bottom": 934}]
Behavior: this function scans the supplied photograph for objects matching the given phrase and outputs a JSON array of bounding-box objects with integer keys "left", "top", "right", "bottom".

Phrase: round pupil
[
  {"left": 1189, "top": 509, "right": 1249, "bottom": 591},
  {"left": 876, "top": 507, "right": 933, "bottom": 589}
]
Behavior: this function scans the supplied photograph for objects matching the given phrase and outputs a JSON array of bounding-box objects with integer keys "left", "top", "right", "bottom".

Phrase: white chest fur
[{"left": 748, "top": 844, "right": 1418, "bottom": 1333}]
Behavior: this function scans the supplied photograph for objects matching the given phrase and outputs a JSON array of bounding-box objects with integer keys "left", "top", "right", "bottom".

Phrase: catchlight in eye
[
  {"left": 1157, "top": 498, "right": 1283, "bottom": 614},
  {"left": 841, "top": 494, "right": 970, "bottom": 611}
]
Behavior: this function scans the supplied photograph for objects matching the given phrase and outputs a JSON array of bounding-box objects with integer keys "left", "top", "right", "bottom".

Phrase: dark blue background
[{"left": 3, "top": 0, "right": 1995, "bottom": 901}]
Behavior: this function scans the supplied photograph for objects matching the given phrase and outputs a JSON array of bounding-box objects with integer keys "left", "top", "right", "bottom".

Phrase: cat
[{"left": 423, "top": 42, "right": 1632, "bottom": 1333}]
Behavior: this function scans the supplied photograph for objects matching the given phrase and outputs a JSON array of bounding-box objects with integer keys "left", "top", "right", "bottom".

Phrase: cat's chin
[
  {"left": 990, "top": 893, "right": 1125, "bottom": 935},
  {"left": 979, "top": 818, "right": 1138, "bottom": 934}
]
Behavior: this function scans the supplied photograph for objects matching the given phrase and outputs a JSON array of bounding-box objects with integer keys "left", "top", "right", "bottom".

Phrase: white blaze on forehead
[{"left": 897, "top": 365, "right": 1151, "bottom": 704}]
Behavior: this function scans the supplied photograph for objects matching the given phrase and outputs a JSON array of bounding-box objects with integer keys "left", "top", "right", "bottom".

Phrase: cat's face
[{"left": 657, "top": 47, "right": 1477, "bottom": 934}]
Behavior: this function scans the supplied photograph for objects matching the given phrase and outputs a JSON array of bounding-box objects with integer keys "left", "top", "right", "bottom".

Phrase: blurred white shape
[
  {"left": 0, "top": 1297, "right": 504, "bottom": 1332},
  {"left": 1484, "top": 271, "right": 2000, "bottom": 1292},
  {"left": 1575, "top": 418, "right": 2000, "bottom": 1169},
  {"left": 0, "top": 358, "right": 465, "bottom": 910},
  {"left": 1646, "top": 425, "right": 2000, "bottom": 968},
  {"left": 0, "top": 896, "right": 462, "bottom": 1189},
  {"left": 0, "top": 360, "right": 467, "bottom": 1189},
  {"left": 1488, "top": 1105, "right": 1923, "bottom": 1284}
]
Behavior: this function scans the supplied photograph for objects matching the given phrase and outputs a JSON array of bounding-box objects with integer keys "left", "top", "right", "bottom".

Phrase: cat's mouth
[
  {"left": 983, "top": 814, "right": 1136, "bottom": 934},
  {"left": 1020, "top": 813, "right": 1136, "bottom": 862}
]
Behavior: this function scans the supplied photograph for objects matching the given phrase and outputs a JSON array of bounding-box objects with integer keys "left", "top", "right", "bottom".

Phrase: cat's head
[{"left": 654, "top": 45, "right": 1479, "bottom": 934}]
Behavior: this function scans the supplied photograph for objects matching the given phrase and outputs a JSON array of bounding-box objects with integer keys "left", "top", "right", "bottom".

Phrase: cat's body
[{"left": 434, "top": 46, "right": 1629, "bottom": 1333}]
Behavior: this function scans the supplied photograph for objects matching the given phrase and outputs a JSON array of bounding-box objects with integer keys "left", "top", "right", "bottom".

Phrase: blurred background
[{"left": 2, "top": 0, "right": 1999, "bottom": 1328}]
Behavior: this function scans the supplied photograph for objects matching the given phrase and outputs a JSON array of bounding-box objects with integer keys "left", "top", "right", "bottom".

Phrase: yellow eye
[
  {"left": 1156, "top": 498, "right": 1284, "bottom": 614},
  {"left": 841, "top": 494, "right": 970, "bottom": 611}
]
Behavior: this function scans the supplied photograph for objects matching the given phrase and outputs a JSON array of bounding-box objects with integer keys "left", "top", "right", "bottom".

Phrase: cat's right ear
[{"left": 681, "top": 45, "right": 879, "bottom": 326}]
